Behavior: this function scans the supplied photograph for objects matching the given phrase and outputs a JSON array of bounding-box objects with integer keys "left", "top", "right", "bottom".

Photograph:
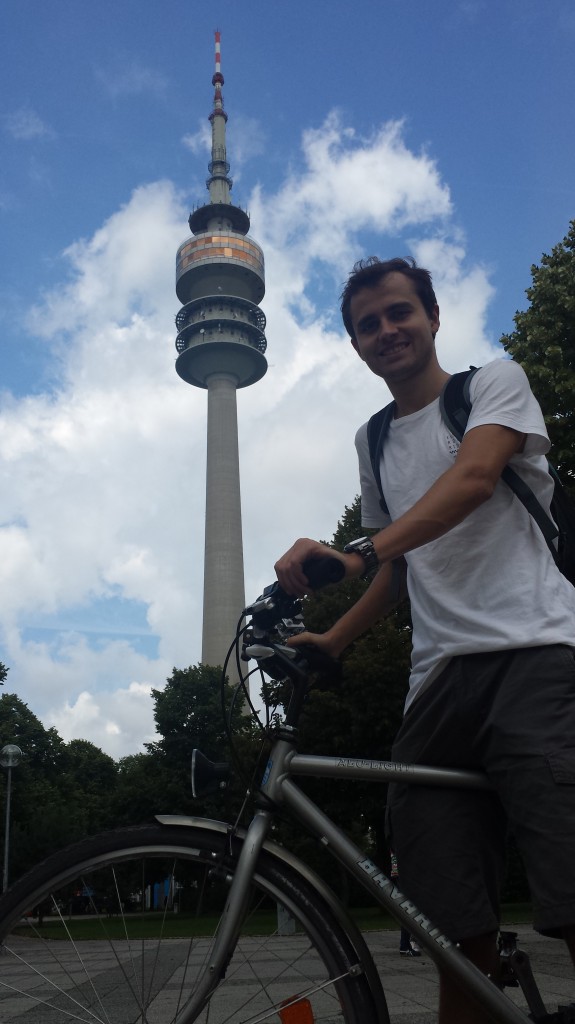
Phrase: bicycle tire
[{"left": 0, "top": 820, "right": 389, "bottom": 1024}]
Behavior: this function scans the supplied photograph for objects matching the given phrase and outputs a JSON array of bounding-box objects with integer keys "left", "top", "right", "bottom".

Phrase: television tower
[{"left": 175, "top": 31, "right": 267, "bottom": 676}]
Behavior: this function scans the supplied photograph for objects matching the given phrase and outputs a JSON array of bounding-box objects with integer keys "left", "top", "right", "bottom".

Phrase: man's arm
[
  {"left": 276, "top": 422, "right": 526, "bottom": 597},
  {"left": 368, "top": 420, "right": 526, "bottom": 563}
]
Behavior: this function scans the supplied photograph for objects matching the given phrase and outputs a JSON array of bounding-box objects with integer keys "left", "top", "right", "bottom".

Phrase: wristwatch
[{"left": 343, "top": 536, "right": 379, "bottom": 577}]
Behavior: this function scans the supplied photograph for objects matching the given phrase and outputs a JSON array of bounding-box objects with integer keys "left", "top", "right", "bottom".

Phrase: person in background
[{"left": 390, "top": 850, "right": 421, "bottom": 958}]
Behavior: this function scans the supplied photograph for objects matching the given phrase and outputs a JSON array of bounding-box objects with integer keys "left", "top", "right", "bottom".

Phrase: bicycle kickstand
[{"left": 499, "top": 931, "right": 575, "bottom": 1023}]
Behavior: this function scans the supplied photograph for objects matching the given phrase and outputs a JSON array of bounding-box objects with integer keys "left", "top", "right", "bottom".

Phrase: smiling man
[{"left": 275, "top": 257, "right": 575, "bottom": 1024}]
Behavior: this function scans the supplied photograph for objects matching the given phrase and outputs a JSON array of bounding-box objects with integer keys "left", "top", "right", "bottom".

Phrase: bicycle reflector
[
  {"left": 279, "top": 997, "right": 314, "bottom": 1023},
  {"left": 191, "top": 749, "right": 230, "bottom": 798}
]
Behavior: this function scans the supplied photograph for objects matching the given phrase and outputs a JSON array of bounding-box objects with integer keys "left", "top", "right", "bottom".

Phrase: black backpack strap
[
  {"left": 366, "top": 402, "right": 395, "bottom": 515},
  {"left": 439, "top": 367, "right": 480, "bottom": 441},
  {"left": 368, "top": 365, "right": 560, "bottom": 557},
  {"left": 501, "top": 465, "right": 559, "bottom": 549},
  {"left": 440, "top": 365, "right": 559, "bottom": 553}
]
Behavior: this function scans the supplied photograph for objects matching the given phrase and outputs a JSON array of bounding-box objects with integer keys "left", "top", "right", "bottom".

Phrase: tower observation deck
[{"left": 175, "top": 31, "right": 267, "bottom": 676}]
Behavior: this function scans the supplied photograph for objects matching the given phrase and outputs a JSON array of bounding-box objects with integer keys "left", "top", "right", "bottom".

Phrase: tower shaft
[{"left": 202, "top": 374, "right": 244, "bottom": 666}]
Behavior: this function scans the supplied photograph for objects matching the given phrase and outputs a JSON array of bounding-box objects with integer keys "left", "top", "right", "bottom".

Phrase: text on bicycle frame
[{"left": 358, "top": 857, "right": 452, "bottom": 949}]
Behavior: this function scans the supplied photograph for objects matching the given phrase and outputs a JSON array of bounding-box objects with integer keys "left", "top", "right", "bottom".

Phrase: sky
[{"left": 1, "top": 0, "right": 574, "bottom": 759}]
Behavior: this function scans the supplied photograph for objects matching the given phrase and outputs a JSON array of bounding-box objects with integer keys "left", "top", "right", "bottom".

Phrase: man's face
[{"left": 349, "top": 272, "right": 440, "bottom": 384}]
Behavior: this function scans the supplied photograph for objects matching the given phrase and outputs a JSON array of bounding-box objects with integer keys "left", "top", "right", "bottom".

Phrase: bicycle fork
[{"left": 178, "top": 808, "right": 274, "bottom": 1024}]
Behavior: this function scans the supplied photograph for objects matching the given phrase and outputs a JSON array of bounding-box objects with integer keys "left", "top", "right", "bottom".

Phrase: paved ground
[
  {"left": 364, "top": 925, "right": 575, "bottom": 1022},
  {"left": 0, "top": 923, "right": 573, "bottom": 1021}
]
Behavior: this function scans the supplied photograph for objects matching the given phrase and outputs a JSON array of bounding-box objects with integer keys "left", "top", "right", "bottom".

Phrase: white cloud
[
  {"left": 95, "top": 62, "right": 168, "bottom": 99},
  {"left": 4, "top": 107, "right": 55, "bottom": 141},
  {"left": 227, "top": 115, "right": 265, "bottom": 170},
  {"left": 182, "top": 122, "right": 211, "bottom": 156},
  {"left": 45, "top": 682, "right": 160, "bottom": 760},
  {"left": 0, "top": 114, "right": 502, "bottom": 756},
  {"left": 28, "top": 180, "right": 180, "bottom": 339}
]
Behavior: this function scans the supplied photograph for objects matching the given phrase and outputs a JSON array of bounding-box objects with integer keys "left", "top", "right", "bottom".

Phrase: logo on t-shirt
[{"left": 445, "top": 430, "right": 460, "bottom": 459}]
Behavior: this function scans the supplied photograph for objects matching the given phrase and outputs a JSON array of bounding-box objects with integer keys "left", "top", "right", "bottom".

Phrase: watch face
[
  {"left": 345, "top": 538, "right": 367, "bottom": 553},
  {"left": 344, "top": 537, "right": 377, "bottom": 572}
]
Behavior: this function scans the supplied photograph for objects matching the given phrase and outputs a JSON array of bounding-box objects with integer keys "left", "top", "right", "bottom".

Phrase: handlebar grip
[{"left": 302, "top": 556, "right": 345, "bottom": 589}]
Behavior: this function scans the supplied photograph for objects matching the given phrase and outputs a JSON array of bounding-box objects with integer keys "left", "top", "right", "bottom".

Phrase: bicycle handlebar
[
  {"left": 247, "top": 555, "right": 345, "bottom": 632},
  {"left": 301, "top": 555, "right": 345, "bottom": 589},
  {"left": 242, "top": 554, "right": 345, "bottom": 680}
]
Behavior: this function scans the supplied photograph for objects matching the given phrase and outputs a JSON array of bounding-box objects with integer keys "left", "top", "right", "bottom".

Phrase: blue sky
[{"left": 1, "top": 0, "right": 574, "bottom": 756}]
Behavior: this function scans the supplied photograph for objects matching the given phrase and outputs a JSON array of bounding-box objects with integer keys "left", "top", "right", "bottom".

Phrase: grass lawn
[
  {"left": 350, "top": 903, "right": 533, "bottom": 931},
  {"left": 14, "top": 909, "right": 282, "bottom": 941},
  {"left": 14, "top": 904, "right": 533, "bottom": 941}
]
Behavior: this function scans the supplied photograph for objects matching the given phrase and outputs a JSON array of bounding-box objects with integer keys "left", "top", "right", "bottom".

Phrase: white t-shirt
[{"left": 355, "top": 359, "right": 575, "bottom": 711}]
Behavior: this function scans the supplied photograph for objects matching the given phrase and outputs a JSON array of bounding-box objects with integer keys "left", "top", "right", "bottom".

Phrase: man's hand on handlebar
[
  {"left": 274, "top": 538, "right": 363, "bottom": 597},
  {"left": 285, "top": 628, "right": 346, "bottom": 660}
]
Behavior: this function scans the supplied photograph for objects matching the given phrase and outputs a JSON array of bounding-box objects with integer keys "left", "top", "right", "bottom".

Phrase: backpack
[{"left": 366, "top": 366, "right": 575, "bottom": 586}]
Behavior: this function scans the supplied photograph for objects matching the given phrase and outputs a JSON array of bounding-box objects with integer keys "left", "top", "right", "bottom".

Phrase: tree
[
  {"left": 265, "top": 497, "right": 412, "bottom": 896},
  {"left": 114, "top": 751, "right": 162, "bottom": 826},
  {"left": 0, "top": 696, "right": 122, "bottom": 879},
  {"left": 0, "top": 694, "right": 71, "bottom": 878},
  {"left": 302, "top": 497, "right": 411, "bottom": 775},
  {"left": 0, "top": 693, "right": 65, "bottom": 778},
  {"left": 59, "top": 739, "right": 117, "bottom": 835},
  {"left": 148, "top": 664, "right": 261, "bottom": 822},
  {"left": 0, "top": 663, "right": 7, "bottom": 686},
  {"left": 502, "top": 219, "right": 575, "bottom": 494}
]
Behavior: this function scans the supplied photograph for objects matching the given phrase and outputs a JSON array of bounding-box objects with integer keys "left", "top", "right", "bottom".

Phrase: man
[{"left": 275, "top": 257, "right": 575, "bottom": 1024}]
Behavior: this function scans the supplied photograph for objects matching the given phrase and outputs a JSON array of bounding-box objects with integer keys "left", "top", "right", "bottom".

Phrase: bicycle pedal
[
  {"left": 530, "top": 1009, "right": 575, "bottom": 1023},
  {"left": 557, "top": 1004, "right": 575, "bottom": 1022},
  {"left": 499, "top": 960, "right": 519, "bottom": 988}
]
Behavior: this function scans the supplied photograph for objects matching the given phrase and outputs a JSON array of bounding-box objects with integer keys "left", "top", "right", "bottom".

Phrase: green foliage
[
  {"left": 113, "top": 752, "right": 162, "bottom": 826},
  {"left": 59, "top": 739, "right": 118, "bottom": 835},
  {"left": 0, "top": 696, "right": 72, "bottom": 877},
  {"left": 0, "top": 663, "right": 7, "bottom": 686},
  {"left": 0, "top": 692, "right": 64, "bottom": 776},
  {"left": 0, "top": 666, "right": 266, "bottom": 883},
  {"left": 146, "top": 664, "right": 264, "bottom": 824},
  {"left": 303, "top": 496, "right": 411, "bottom": 765},
  {"left": 150, "top": 664, "right": 235, "bottom": 762},
  {"left": 0, "top": 695, "right": 120, "bottom": 880},
  {"left": 501, "top": 219, "right": 575, "bottom": 493},
  {"left": 269, "top": 497, "right": 412, "bottom": 895}
]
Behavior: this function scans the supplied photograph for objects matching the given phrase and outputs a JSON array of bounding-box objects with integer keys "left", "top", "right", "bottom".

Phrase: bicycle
[{"left": 0, "top": 557, "right": 573, "bottom": 1023}]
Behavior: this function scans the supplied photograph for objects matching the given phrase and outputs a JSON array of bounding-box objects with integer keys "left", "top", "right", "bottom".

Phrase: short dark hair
[{"left": 340, "top": 257, "right": 438, "bottom": 338}]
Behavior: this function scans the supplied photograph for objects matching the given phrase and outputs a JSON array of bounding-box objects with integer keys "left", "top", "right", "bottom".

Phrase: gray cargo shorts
[{"left": 387, "top": 644, "right": 575, "bottom": 942}]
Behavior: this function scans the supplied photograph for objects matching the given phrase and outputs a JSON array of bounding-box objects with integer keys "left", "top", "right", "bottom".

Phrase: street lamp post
[{"left": 1, "top": 744, "right": 22, "bottom": 893}]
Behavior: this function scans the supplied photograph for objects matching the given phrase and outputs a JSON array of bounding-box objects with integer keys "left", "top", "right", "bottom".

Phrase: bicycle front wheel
[{"left": 0, "top": 821, "right": 387, "bottom": 1024}]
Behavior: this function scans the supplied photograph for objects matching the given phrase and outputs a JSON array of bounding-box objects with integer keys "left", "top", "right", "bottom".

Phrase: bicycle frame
[
  {"left": 171, "top": 731, "right": 532, "bottom": 1024},
  {"left": 167, "top": 568, "right": 556, "bottom": 1023}
]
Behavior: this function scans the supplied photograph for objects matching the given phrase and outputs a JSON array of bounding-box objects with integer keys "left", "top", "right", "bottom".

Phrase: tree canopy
[
  {"left": 263, "top": 497, "right": 412, "bottom": 889},
  {"left": 502, "top": 219, "right": 575, "bottom": 493}
]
